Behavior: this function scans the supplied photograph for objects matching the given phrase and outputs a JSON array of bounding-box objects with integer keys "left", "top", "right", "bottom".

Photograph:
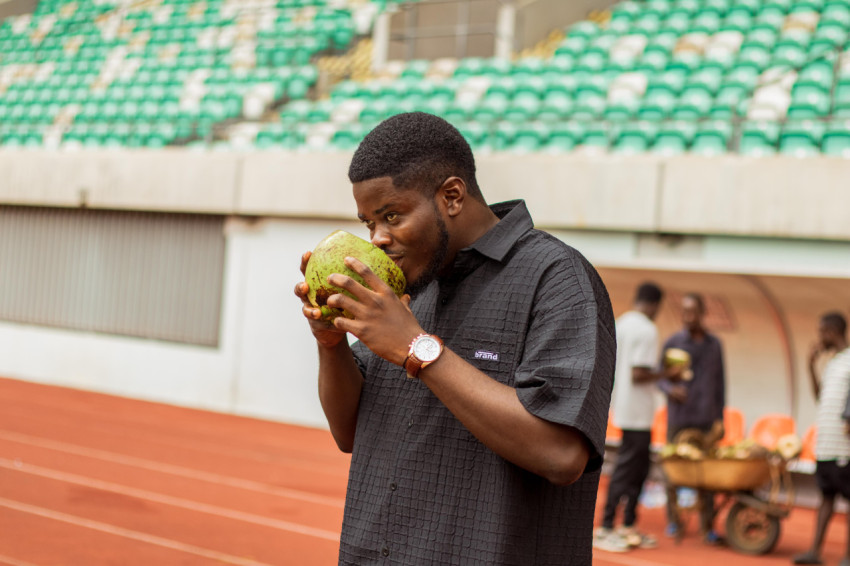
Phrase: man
[
  {"left": 793, "top": 312, "right": 850, "bottom": 566},
  {"left": 657, "top": 293, "right": 725, "bottom": 545},
  {"left": 595, "top": 282, "right": 668, "bottom": 552},
  {"left": 295, "top": 112, "right": 616, "bottom": 565}
]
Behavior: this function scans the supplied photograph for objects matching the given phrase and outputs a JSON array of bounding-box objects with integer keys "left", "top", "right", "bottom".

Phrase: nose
[{"left": 370, "top": 228, "right": 392, "bottom": 249}]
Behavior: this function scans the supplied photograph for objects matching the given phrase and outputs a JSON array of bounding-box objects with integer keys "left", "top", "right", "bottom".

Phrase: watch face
[{"left": 413, "top": 336, "right": 441, "bottom": 362}]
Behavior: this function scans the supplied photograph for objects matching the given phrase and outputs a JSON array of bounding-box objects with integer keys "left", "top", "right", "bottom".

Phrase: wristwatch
[{"left": 403, "top": 334, "right": 444, "bottom": 379}]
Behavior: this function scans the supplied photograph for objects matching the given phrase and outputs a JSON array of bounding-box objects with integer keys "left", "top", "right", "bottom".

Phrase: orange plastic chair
[
  {"left": 606, "top": 411, "right": 623, "bottom": 445},
  {"left": 718, "top": 407, "right": 746, "bottom": 447},
  {"left": 651, "top": 405, "right": 668, "bottom": 448},
  {"left": 749, "top": 413, "right": 796, "bottom": 450},
  {"left": 799, "top": 425, "right": 817, "bottom": 463}
]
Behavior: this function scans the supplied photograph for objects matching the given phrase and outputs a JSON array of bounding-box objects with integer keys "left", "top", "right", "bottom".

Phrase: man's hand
[
  {"left": 668, "top": 384, "right": 688, "bottom": 404},
  {"left": 324, "top": 256, "right": 422, "bottom": 366},
  {"left": 294, "top": 251, "right": 348, "bottom": 349},
  {"left": 664, "top": 363, "right": 685, "bottom": 382},
  {"left": 809, "top": 342, "right": 826, "bottom": 366}
]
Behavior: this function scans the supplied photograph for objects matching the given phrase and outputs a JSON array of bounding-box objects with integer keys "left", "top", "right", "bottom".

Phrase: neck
[
  {"left": 634, "top": 303, "right": 653, "bottom": 317},
  {"left": 452, "top": 202, "right": 500, "bottom": 252},
  {"left": 835, "top": 338, "right": 849, "bottom": 352}
]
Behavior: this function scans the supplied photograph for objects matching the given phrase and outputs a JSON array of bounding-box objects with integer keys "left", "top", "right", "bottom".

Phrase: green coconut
[{"left": 305, "top": 230, "right": 406, "bottom": 321}]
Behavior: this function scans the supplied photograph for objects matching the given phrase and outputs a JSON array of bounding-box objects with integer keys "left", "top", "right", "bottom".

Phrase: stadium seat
[
  {"left": 719, "top": 407, "right": 746, "bottom": 446},
  {"left": 749, "top": 413, "right": 796, "bottom": 450},
  {"left": 822, "top": 120, "right": 850, "bottom": 157},
  {"left": 740, "top": 121, "right": 781, "bottom": 156},
  {"left": 614, "top": 121, "right": 657, "bottom": 153},
  {"left": 799, "top": 425, "right": 817, "bottom": 462},
  {"left": 606, "top": 411, "right": 623, "bottom": 446},
  {"left": 651, "top": 405, "right": 668, "bottom": 449},
  {"left": 691, "top": 120, "right": 732, "bottom": 155},
  {"left": 779, "top": 121, "right": 825, "bottom": 157}
]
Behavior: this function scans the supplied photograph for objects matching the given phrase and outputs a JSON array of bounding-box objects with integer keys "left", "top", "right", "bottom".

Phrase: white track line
[
  {"left": 0, "top": 458, "right": 341, "bottom": 542},
  {"left": 0, "top": 554, "right": 42, "bottom": 566},
  {"left": 0, "top": 497, "right": 274, "bottom": 566},
  {"left": 0, "top": 430, "right": 344, "bottom": 508}
]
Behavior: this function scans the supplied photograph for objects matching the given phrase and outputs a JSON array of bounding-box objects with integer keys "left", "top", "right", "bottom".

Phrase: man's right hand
[
  {"left": 295, "top": 251, "right": 347, "bottom": 349},
  {"left": 664, "top": 363, "right": 685, "bottom": 382}
]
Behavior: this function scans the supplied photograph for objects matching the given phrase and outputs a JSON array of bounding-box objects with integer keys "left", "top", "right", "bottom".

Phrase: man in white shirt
[
  {"left": 595, "top": 282, "right": 671, "bottom": 552},
  {"left": 793, "top": 311, "right": 850, "bottom": 566}
]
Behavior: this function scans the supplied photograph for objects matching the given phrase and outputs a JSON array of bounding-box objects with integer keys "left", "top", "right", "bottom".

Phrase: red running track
[{"left": 0, "top": 377, "right": 845, "bottom": 566}]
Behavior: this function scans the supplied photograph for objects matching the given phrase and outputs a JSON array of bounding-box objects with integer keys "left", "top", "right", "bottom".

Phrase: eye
[{"left": 385, "top": 212, "right": 398, "bottom": 223}]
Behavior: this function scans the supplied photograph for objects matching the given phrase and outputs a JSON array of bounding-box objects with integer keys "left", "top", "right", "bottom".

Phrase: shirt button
[
  {"left": 408, "top": 419, "right": 414, "bottom": 428},
  {"left": 440, "top": 297, "right": 448, "bottom": 305},
  {"left": 390, "top": 482, "right": 397, "bottom": 491},
  {"left": 382, "top": 546, "right": 390, "bottom": 557}
]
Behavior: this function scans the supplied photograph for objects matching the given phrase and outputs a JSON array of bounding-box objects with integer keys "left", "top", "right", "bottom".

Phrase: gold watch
[{"left": 403, "top": 334, "right": 444, "bottom": 379}]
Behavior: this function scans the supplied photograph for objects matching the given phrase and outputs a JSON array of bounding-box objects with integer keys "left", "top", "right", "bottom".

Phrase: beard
[{"left": 405, "top": 207, "right": 449, "bottom": 298}]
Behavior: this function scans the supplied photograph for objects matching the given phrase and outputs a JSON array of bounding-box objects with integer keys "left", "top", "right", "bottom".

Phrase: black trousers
[{"left": 602, "top": 429, "right": 652, "bottom": 529}]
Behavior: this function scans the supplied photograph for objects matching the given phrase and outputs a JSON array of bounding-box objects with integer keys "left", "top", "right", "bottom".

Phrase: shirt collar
[{"left": 466, "top": 199, "right": 534, "bottom": 263}]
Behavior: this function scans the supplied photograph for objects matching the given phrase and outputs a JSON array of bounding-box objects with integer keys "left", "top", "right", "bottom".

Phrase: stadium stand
[{"left": 0, "top": 0, "right": 848, "bottom": 155}]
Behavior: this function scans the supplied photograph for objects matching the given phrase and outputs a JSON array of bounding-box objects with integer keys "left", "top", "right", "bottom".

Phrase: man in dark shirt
[
  {"left": 658, "top": 292, "right": 726, "bottom": 545},
  {"left": 295, "top": 112, "right": 616, "bottom": 565}
]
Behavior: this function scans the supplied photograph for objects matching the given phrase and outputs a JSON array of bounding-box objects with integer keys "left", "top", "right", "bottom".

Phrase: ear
[{"left": 436, "top": 177, "right": 466, "bottom": 218}]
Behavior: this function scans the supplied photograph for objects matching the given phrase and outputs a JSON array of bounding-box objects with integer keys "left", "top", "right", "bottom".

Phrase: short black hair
[
  {"left": 684, "top": 292, "right": 705, "bottom": 312},
  {"left": 821, "top": 311, "right": 847, "bottom": 336},
  {"left": 348, "top": 112, "right": 483, "bottom": 202},
  {"left": 635, "top": 282, "right": 663, "bottom": 305}
]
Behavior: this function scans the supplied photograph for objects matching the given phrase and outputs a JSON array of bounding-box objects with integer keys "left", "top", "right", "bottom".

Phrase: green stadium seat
[
  {"left": 580, "top": 123, "right": 611, "bottom": 151},
  {"left": 821, "top": 120, "right": 850, "bottom": 157},
  {"left": 787, "top": 85, "right": 831, "bottom": 118},
  {"left": 456, "top": 121, "right": 488, "bottom": 149},
  {"left": 613, "top": 121, "right": 657, "bottom": 153},
  {"left": 672, "top": 87, "right": 713, "bottom": 119},
  {"left": 740, "top": 121, "right": 780, "bottom": 156},
  {"left": 638, "top": 89, "right": 676, "bottom": 120},
  {"left": 691, "top": 120, "right": 733, "bottom": 155},
  {"left": 652, "top": 121, "right": 696, "bottom": 154},
  {"left": 780, "top": 121, "right": 825, "bottom": 157},
  {"left": 543, "top": 122, "right": 585, "bottom": 152},
  {"left": 604, "top": 100, "right": 639, "bottom": 122},
  {"left": 511, "top": 123, "right": 550, "bottom": 152}
]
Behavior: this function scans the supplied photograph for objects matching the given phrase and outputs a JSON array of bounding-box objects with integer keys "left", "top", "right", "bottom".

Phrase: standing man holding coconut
[
  {"left": 657, "top": 292, "right": 726, "bottom": 545},
  {"left": 294, "top": 112, "right": 616, "bottom": 565}
]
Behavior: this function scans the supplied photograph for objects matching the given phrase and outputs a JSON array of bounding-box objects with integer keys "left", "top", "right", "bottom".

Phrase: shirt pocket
[{"left": 457, "top": 328, "right": 517, "bottom": 384}]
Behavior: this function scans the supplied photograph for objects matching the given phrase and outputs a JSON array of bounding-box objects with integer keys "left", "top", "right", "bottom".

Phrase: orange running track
[{"left": 0, "top": 376, "right": 846, "bottom": 566}]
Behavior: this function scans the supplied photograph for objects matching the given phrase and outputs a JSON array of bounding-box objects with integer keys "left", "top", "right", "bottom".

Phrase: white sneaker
[
  {"left": 593, "top": 528, "right": 631, "bottom": 553},
  {"left": 617, "top": 526, "right": 658, "bottom": 549}
]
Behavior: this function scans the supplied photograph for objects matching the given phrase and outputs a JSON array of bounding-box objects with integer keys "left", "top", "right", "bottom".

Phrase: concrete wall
[{"left": 2, "top": 149, "right": 849, "bottom": 243}]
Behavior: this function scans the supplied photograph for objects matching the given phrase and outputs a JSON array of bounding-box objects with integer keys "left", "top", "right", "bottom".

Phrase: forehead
[
  {"left": 682, "top": 297, "right": 700, "bottom": 310},
  {"left": 353, "top": 176, "right": 423, "bottom": 217}
]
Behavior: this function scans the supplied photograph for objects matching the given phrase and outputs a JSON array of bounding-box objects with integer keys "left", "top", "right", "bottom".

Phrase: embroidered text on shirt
[{"left": 474, "top": 350, "right": 500, "bottom": 361}]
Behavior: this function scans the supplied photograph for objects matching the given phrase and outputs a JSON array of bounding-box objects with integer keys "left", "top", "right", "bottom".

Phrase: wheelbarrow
[{"left": 661, "top": 454, "right": 795, "bottom": 555}]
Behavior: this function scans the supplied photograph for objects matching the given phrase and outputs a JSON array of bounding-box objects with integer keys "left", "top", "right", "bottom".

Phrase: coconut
[
  {"left": 776, "top": 433, "right": 803, "bottom": 460},
  {"left": 664, "top": 347, "right": 694, "bottom": 381},
  {"left": 305, "top": 230, "right": 406, "bottom": 321}
]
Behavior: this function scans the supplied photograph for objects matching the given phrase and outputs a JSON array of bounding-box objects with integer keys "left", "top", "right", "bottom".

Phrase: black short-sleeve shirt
[{"left": 344, "top": 200, "right": 616, "bottom": 565}]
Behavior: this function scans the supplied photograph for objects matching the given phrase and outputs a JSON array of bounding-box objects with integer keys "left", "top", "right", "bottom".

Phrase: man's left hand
[{"left": 325, "top": 256, "right": 423, "bottom": 366}]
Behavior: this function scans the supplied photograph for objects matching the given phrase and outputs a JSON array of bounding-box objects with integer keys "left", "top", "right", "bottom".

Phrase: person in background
[
  {"left": 595, "top": 282, "right": 672, "bottom": 553},
  {"left": 658, "top": 292, "right": 726, "bottom": 545},
  {"left": 793, "top": 312, "right": 850, "bottom": 566}
]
